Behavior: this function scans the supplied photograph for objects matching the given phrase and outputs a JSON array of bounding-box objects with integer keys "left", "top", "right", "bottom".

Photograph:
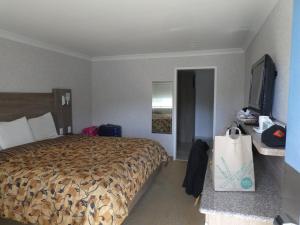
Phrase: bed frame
[{"left": 127, "top": 165, "right": 162, "bottom": 213}]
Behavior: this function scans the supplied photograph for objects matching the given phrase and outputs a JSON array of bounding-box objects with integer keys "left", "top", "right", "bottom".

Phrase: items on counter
[
  {"left": 236, "top": 108, "right": 258, "bottom": 125},
  {"left": 262, "top": 125, "right": 286, "bottom": 148},
  {"left": 213, "top": 127, "right": 255, "bottom": 192},
  {"left": 253, "top": 116, "right": 274, "bottom": 134}
]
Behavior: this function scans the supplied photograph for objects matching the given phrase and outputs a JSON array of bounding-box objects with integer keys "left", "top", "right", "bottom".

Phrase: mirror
[{"left": 152, "top": 81, "right": 173, "bottom": 134}]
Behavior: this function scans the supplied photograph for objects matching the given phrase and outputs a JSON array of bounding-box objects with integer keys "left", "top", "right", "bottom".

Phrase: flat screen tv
[{"left": 248, "top": 54, "right": 277, "bottom": 116}]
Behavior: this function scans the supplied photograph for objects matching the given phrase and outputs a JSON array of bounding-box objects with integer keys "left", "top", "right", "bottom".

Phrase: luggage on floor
[
  {"left": 213, "top": 127, "right": 255, "bottom": 192},
  {"left": 98, "top": 124, "right": 122, "bottom": 137},
  {"left": 182, "top": 139, "right": 209, "bottom": 198},
  {"left": 81, "top": 126, "right": 99, "bottom": 136}
]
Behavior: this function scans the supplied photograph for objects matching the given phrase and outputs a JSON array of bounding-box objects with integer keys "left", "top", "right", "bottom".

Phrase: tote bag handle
[{"left": 226, "top": 127, "right": 242, "bottom": 142}]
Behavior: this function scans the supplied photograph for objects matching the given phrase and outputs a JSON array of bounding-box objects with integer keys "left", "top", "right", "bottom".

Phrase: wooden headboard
[
  {"left": 0, "top": 92, "right": 54, "bottom": 121},
  {"left": 0, "top": 89, "right": 72, "bottom": 134}
]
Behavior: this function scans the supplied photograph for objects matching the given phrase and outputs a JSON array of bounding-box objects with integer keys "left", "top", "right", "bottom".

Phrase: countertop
[
  {"left": 239, "top": 121, "right": 285, "bottom": 157},
  {"left": 199, "top": 155, "right": 281, "bottom": 222}
]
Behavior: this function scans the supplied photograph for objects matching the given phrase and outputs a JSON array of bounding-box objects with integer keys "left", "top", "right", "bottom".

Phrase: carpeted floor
[
  {"left": 177, "top": 142, "right": 192, "bottom": 160},
  {"left": 123, "top": 160, "right": 205, "bottom": 225},
  {"left": 0, "top": 161, "right": 205, "bottom": 225}
]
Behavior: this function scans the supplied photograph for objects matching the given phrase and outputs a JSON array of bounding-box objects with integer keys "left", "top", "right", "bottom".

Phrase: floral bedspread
[{"left": 0, "top": 135, "right": 168, "bottom": 225}]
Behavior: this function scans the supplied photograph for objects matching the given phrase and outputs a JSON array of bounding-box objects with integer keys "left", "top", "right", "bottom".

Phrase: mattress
[{"left": 0, "top": 135, "right": 168, "bottom": 225}]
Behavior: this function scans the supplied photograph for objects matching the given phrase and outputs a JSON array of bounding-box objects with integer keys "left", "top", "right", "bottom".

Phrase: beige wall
[
  {"left": 92, "top": 52, "right": 245, "bottom": 156},
  {"left": 0, "top": 37, "right": 92, "bottom": 133}
]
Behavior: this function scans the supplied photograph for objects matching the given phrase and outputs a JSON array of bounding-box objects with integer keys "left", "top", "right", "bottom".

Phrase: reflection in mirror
[{"left": 152, "top": 81, "right": 173, "bottom": 134}]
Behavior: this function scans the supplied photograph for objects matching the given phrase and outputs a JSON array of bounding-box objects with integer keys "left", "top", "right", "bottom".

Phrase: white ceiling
[{"left": 0, "top": 0, "right": 279, "bottom": 59}]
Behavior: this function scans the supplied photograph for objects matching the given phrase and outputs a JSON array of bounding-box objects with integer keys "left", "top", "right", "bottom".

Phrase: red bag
[{"left": 81, "top": 126, "right": 98, "bottom": 136}]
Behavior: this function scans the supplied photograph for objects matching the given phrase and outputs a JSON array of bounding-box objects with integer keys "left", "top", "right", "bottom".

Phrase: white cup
[{"left": 259, "top": 116, "right": 269, "bottom": 131}]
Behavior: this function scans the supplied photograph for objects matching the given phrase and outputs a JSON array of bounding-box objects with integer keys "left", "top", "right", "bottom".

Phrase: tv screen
[
  {"left": 249, "top": 61, "right": 264, "bottom": 111},
  {"left": 248, "top": 54, "right": 276, "bottom": 116}
]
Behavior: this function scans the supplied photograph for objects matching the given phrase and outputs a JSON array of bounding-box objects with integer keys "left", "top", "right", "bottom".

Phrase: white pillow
[
  {"left": 28, "top": 112, "right": 58, "bottom": 141},
  {"left": 0, "top": 117, "right": 34, "bottom": 149}
]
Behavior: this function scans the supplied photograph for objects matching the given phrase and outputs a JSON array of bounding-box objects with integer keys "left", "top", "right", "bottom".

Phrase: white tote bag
[{"left": 213, "top": 127, "right": 255, "bottom": 191}]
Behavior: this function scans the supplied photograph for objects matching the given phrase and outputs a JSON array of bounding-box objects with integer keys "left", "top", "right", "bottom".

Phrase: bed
[{"left": 0, "top": 90, "right": 168, "bottom": 225}]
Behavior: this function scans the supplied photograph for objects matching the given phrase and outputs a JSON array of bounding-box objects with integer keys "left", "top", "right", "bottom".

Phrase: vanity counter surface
[
  {"left": 239, "top": 121, "right": 285, "bottom": 157},
  {"left": 200, "top": 155, "right": 281, "bottom": 222}
]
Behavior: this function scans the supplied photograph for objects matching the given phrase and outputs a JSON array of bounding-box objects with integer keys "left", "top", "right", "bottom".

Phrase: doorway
[{"left": 176, "top": 68, "right": 215, "bottom": 160}]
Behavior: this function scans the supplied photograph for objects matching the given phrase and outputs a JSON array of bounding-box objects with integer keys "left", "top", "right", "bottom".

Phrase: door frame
[{"left": 173, "top": 67, "right": 217, "bottom": 160}]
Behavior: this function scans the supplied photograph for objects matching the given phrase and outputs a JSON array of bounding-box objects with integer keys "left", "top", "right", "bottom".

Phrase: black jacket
[{"left": 182, "top": 139, "right": 209, "bottom": 197}]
